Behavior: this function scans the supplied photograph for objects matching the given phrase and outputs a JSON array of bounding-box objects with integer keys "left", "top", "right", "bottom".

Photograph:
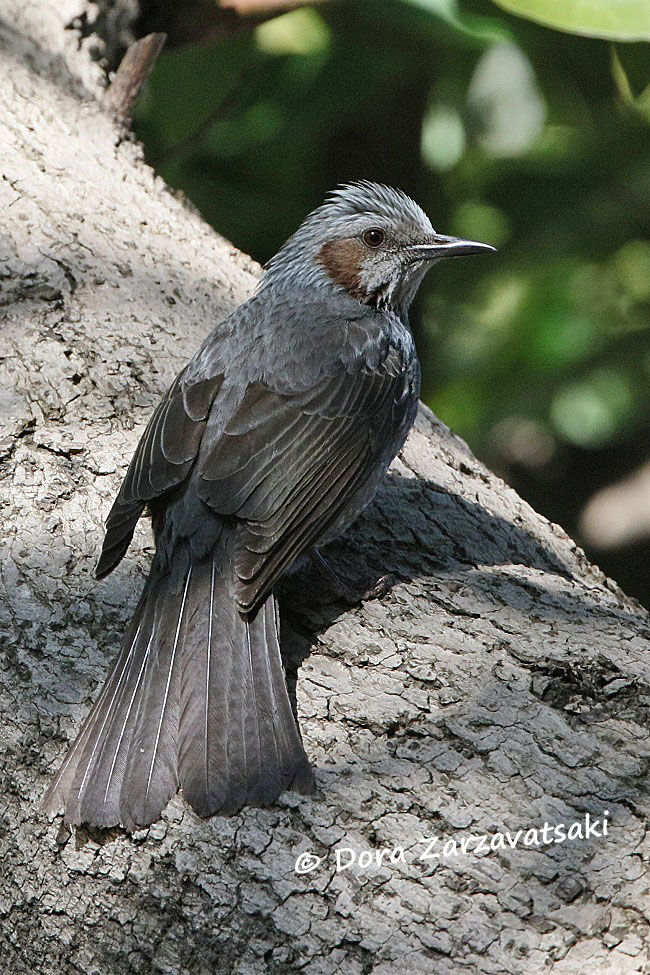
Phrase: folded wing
[
  {"left": 197, "top": 346, "right": 414, "bottom": 612},
  {"left": 97, "top": 310, "right": 415, "bottom": 612},
  {"left": 96, "top": 371, "right": 224, "bottom": 579}
]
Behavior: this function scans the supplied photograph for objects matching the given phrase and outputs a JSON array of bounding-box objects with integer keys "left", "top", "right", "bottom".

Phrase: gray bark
[{"left": 1, "top": 4, "right": 649, "bottom": 973}]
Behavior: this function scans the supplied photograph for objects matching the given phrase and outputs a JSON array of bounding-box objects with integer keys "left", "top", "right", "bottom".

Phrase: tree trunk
[{"left": 2, "top": 4, "right": 649, "bottom": 973}]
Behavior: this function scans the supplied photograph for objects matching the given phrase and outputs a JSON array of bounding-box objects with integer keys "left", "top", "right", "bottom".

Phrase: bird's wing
[
  {"left": 97, "top": 300, "right": 417, "bottom": 602},
  {"left": 197, "top": 340, "right": 416, "bottom": 613},
  {"left": 96, "top": 370, "right": 224, "bottom": 578}
]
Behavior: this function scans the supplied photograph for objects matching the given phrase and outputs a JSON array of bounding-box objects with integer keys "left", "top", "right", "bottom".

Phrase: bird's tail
[{"left": 42, "top": 537, "right": 314, "bottom": 829}]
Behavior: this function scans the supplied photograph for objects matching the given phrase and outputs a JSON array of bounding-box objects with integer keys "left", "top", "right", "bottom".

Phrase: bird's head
[{"left": 262, "top": 181, "right": 495, "bottom": 318}]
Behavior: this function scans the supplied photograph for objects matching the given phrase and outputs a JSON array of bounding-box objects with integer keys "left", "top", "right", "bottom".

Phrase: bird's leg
[
  {"left": 312, "top": 548, "right": 350, "bottom": 589},
  {"left": 311, "top": 548, "right": 359, "bottom": 603}
]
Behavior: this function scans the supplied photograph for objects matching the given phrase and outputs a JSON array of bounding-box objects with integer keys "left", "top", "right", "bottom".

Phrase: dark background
[{"left": 105, "top": 0, "right": 649, "bottom": 606}]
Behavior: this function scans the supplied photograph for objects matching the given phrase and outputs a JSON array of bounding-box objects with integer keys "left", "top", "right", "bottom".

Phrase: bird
[{"left": 42, "top": 182, "right": 494, "bottom": 829}]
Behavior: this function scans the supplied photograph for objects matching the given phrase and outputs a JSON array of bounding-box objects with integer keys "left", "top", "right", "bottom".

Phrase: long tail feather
[
  {"left": 178, "top": 537, "right": 313, "bottom": 816},
  {"left": 43, "top": 538, "right": 313, "bottom": 828}
]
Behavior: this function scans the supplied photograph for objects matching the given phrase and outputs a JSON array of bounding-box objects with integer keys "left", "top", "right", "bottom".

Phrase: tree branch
[
  {"left": 104, "top": 32, "right": 166, "bottom": 118},
  {"left": 1, "top": 4, "right": 649, "bottom": 974}
]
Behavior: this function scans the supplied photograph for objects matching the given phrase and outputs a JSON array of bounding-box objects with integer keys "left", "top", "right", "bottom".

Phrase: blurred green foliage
[
  {"left": 490, "top": 0, "right": 650, "bottom": 42},
  {"left": 133, "top": 0, "right": 650, "bottom": 598},
  {"left": 134, "top": 0, "right": 648, "bottom": 450}
]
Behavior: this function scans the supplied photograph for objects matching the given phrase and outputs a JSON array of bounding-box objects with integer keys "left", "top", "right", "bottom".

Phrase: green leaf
[
  {"left": 490, "top": 0, "right": 650, "bottom": 41},
  {"left": 611, "top": 47, "right": 650, "bottom": 122},
  {"left": 256, "top": 9, "right": 331, "bottom": 56},
  {"left": 402, "top": 0, "right": 511, "bottom": 44}
]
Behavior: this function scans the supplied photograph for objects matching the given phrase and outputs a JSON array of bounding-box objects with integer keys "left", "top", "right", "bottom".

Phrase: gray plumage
[{"left": 43, "top": 182, "right": 493, "bottom": 828}]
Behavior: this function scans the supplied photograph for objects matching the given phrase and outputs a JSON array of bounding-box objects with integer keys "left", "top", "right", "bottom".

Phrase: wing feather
[
  {"left": 96, "top": 371, "right": 224, "bottom": 579},
  {"left": 197, "top": 356, "right": 414, "bottom": 612},
  {"left": 97, "top": 304, "right": 415, "bottom": 603}
]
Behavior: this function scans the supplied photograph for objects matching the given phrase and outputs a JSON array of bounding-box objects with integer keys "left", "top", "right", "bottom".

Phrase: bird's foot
[
  {"left": 312, "top": 550, "right": 396, "bottom": 605},
  {"left": 360, "top": 572, "right": 397, "bottom": 602}
]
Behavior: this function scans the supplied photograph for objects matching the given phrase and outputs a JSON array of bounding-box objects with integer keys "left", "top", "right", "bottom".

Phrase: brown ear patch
[{"left": 317, "top": 238, "right": 367, "bottom": 300}]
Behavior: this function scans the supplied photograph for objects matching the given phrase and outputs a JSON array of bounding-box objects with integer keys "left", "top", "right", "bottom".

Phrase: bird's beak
[{"left": 409, "top": 235, "right": 496, "bottom": 261}]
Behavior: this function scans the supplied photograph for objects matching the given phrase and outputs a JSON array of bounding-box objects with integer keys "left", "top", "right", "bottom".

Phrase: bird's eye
[{"left": 363, "top": 228, "right": 385, "bottom": 248}]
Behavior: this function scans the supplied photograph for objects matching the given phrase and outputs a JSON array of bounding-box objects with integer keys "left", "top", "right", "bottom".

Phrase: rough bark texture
[{"left": 2, "top": 4, "right": 650, "bottom": 974}]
